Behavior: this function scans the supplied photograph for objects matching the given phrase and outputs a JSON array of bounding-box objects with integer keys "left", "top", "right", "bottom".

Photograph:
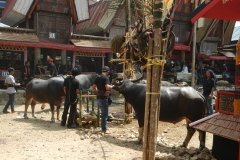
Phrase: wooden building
[
  {"left": 0, "top": 0, "right": 112, "bottom": 82},
  {"left": 189, "top": 1, "right": 236, "bottom": 68},
  {"left": 190, "top": 0, "right": 240, "bottom": 159}
]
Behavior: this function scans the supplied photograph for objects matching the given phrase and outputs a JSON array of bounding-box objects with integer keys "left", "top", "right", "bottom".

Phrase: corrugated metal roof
[
  {"left": 75, "top": 0, "right": 89, "bottom": 22},
  {"left": 232, "top": 26, "right": 240, "bottom": 41},
  {"left": 75, "top": 0, "right": 121, "bottom": 34},
  {"left": 1, "top": 0, "right": 34, "bottom": 26},
  {"left": 75, "top": 1, "right": 110, "bottom": 34},
  {"left": 98, "top": 0, "right": 122, "bottom": 30},
  {"left": 219, "top": 51, "right": 236, "bottom": 58},
  {"left": 71, "top": 39, "right": 110, "bottom": 49},
  {"left": 0, "top": 27, "right": 39, "bottom": 42},
  {"left": 190, "top": 113, "right": 240, "bottom": 142},
  {"left": 0, "top": 40, "right": 111, "bottom": 53}
]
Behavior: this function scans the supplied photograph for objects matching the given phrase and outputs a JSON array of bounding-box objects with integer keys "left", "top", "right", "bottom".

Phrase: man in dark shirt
[
  {"left": 199, "top": 70, "right": 215, "bottom": 116},
  {"left": 56, "top": 60, "right": 64, "bottom": 76},
  {"left": 35, "top": 59, "right": 45, "bottom": 75},
  {"left": 92, "top": 66, "right": 114, "bottom": 134},
  {"left": 74, "top": 60, "right": 82, "bottom": 75},
  {"left": 64, "top": 60, "right": 72, "bottom": 75},
  {"left": 48, "top": 58, "right": 57, "bottom": 77},
  {"left": 22, "top": 61, "right": 34, "bottom": 86},
  {"left": 61, "top": 67, "right": 80, "bottom": 128}
]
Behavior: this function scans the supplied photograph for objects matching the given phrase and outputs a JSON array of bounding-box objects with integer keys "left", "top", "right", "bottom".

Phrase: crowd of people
[
  {"left": 164, "top": 60, "right": 230, "bottom": 83},
  {"left": 20, "top": 58, "right": 83, "bottom": 86}
]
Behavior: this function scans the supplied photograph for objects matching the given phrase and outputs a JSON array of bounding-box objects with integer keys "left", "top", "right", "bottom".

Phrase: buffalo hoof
[
  {"left": 24, "top": 115, "right": 29, "bottom": 119},
  {"left": 136, "top": 138, "right": 143, "bottom": 145},
  {"left": 32, "top": 114, "right": 37, "bottom": 118},
  {"left": 199, "top": 145, "right": 205, "bottom": 150},
  {"left": 180, "top": 144, "right": 187, "bottom": 148}
]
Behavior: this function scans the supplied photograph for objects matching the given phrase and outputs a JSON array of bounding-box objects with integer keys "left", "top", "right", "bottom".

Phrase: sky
[{"left": 235, "top": 21, "right": 240, "bottom": 27}]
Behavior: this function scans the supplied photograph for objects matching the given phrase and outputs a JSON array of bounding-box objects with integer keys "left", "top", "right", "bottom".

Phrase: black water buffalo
[
  {"left": 140, "top": 80, "right": 189, "bottom": 87},
  {"left": 75, "top": 74, "right": 99, "bottom": 93},
  {"left": 24, "top": 77, "right": 64, "bottom": 122},
  {"left": 24, "top": 74, "right": 98, "bottom": 122},
  {"left": 113, "top": 80, "right": 206, "bottom": 149}
]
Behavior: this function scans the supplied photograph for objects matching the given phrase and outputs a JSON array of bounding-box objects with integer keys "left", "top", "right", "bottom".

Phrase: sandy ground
[{"left": 0, "top": 102, "right": 213, "bottom": 160}]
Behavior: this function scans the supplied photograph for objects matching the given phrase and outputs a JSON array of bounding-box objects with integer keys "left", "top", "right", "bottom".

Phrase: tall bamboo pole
[
  {"left": 124, "top": 0, "right": 132, "bottom": 121},
  {"left": 191, "top": 0, "right": 197, "bottom": 87},
  {"left": 143, "top": 0, "right": 165, "bottom": 159}
]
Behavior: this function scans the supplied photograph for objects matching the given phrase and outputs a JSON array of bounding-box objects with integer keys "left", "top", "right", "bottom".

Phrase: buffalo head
[{"left": 112, "top": 73, "right": 144, "bottom": 92}]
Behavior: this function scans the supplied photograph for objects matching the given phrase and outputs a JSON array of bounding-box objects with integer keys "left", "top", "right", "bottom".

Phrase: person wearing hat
[
  {"left": 61, "top": 67, "right": 80, "bottom": 128},
  {"left": 48, "top": 58, "right": 57, "bottom": 77},
  {"left": 3, "top": 68, "right": 20, "bottom": 113},
  {"left": 22, "top": 61, "right": 34, "bottom": 86},
  {"left": 35, "top": 59, "right": 45, "bottom": 75},
  {"left": 74, "top": 60, "right": 82, "bottom": 75},
  {"left": 92, "top": 66, "right": 114, "bottom": 134}
]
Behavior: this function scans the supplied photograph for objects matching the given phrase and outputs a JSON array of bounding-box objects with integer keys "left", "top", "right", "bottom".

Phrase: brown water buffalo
[{"left": 112, "top": 80, "right": 206, "bottom": 149}]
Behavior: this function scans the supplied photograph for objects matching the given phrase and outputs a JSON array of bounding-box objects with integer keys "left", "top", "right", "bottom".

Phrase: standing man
[
  {"left": 48, "top": 58, "right": 57, "bottom": 77},
  {"left": 61, "top": 67, "right": 80, "bottom": 128},
  {"left": 64, "top": 60, "right": 72, "bottom": 75},
  {"left": 35, "top": 59, "right": 46, "bottom": 75},
  {"left": 74, "top": 60, "right": 82, "bottom": 75},
  {"left": 22, "top": 61, "right": 34, "bottom": 86},
  {"left": 198, "top": 70, "right": 215, "bottom": 116},
  {"left": 56, "top": 60, "right": 64, "bottom": 76},
  {"left": 2, "top": 68, "right": 20, "bottom": 113},
  {"left": 92, "top": 66, "right": 114, "bottom": 134}
]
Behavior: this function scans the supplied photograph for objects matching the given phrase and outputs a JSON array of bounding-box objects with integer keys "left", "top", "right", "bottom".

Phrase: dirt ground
[{"left": 0, "top": 102, "right": 214, "bottom": 160}]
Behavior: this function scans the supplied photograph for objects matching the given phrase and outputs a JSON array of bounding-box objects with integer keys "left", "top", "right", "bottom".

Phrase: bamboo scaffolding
[{"left": 143, "top": 0, "right": 167, "bottom": 159}]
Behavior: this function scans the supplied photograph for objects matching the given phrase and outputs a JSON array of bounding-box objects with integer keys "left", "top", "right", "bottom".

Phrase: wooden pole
[
  {"left": 191, "top": 0, "right": 197, "bottom": 87},
  {"left": 78, "top": 91, "right": 82, "bottom": 128},
  {"left": 143, "top": 0, "right": 166, "bottom": 159}
]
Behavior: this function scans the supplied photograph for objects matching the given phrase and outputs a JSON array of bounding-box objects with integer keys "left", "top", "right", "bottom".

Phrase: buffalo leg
[
  {"left": 198, "top": 130, "right": 206, "bottom": 150},
  {"left": 56, "top": 105, "right": 61, "bottom": 121},
  {"left": 24, "top": 98, "right": 32, "bottom": 119},
  {"left": 31, "top": 101, "right": 37, "bottom": 118},
  {"left": 182, "top": 120, "right": 196, "bottom": 147},
  {"left": 138, "top": 127, "right": 144, "bottom": 144},
  {"left": 50, "top": 103, "right": 55, "bottom": 122}
]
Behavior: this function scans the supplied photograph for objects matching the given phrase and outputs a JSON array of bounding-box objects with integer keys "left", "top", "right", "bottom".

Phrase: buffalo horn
[{"left": 130, "top": 73, "right": 144, "bottom": 83}]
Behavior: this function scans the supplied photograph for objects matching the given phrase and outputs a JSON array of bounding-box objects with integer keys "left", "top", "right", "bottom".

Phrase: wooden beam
[
  {"left": 69, "top": 0, "right": 78, "bottom": 23},
  {"left": 199, "top": 19, "right": 219, "bottom": 45},
  {"left": 28, "top": 0, "right": 39, "bottom": 19}
]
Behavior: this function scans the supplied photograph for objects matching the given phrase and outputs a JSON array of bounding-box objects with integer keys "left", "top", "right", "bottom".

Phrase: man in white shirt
[
  {"left": 181, "top": 62, "right": 188, "bottom": 73},
  {"left": 2, "top": 68, "right": 20, "bottom": 113}
]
